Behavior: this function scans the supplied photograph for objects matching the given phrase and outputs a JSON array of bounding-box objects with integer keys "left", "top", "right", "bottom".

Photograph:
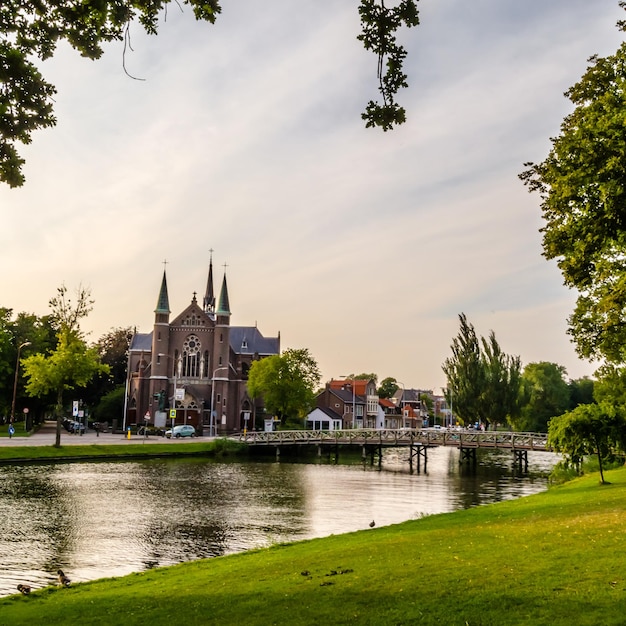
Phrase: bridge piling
[
  {"left": 459, "top": 447, "right": 477, "bottom": 466},
  {"left": 513, "top": 449, "right": 529, "bottom": 472}
]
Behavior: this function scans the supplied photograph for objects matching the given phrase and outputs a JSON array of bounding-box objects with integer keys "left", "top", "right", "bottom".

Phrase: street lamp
[
  {"left": 11, "top": 341, "right": 31, "bottom": 425},
  {"left": 341, "top": 375, "right": 356, "bottom": 429},
  {"left": 394, "top": 381, "right": 406, "bottom": 428},
  {"left": 209, "top": 366, "right": 228, "bottom": 437}
]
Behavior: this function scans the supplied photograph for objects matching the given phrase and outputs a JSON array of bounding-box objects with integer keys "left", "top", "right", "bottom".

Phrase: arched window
[{"left": 182, "top": 335, "right": 201, "bottom": 377}]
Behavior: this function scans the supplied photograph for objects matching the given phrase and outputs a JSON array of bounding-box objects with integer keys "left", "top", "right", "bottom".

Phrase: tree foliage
[
  {"left": 247, "top": 348, "right": 321, "bottom": 426},
  {"left": 22, "top": 285, "right": 108, "bottom": 446},
  {"left": 1, "top": 0, "right": 418, "bottom": 187},
  {"left": 548, "top": 402, "right": 626, "bottom": 484},
  {"left": 378, "top": 376, "right": 398, "bottom": 399},
  {"left": 442, "top": 313, "right": 521, "bottom": 427},
  {"left": 514, "top": 362, "right": 571, "bottom": 433},
  {"left": 442, "top": 313, "right": 486, "bottom": 425},
  {"left": 520, "top": 4, "right": 626, "bottom": 363},
  {"left": 0, "top": 307, "right": 56, "bottom": 419},
  {"left": 480, "top": 330, "right": 522, "bottom": 427}
]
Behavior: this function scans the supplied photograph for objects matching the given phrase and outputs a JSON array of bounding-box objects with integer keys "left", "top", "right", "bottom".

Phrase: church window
[{"left": 182, "top": 334, "right": 201, "bottom": 377}]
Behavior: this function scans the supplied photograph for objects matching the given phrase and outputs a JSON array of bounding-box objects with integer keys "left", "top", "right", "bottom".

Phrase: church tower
[
  {"left": 211, "top": 271, "right": 231, "bottom": 430},
  {"left": 150, "top": 269, "right": 171, "bottom": 415}
]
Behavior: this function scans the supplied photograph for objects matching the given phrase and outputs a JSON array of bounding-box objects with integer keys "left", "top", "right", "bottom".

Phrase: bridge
[{"left": 234, "top": 429, "right": 551, "bottom": 471}]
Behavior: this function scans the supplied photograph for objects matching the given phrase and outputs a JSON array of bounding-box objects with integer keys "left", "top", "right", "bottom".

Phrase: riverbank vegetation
[
  {"left": 2, "top": 466, "right": 626, "bottom": 625},
  {"left": 0, "top": 438, "right": 246, "bottom": 463}
]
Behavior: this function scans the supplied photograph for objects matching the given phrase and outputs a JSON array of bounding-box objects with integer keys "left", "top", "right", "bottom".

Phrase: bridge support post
[
  {"left": 513, "top": 449, "right": 528, "bottom": 472},
  {"left": 275, "top": 446, "right": 280, "bottom": 462},
  {"left": 409, "top": 444, "right": 427, "bottom": 474},
  {"left": 459, "top": 447, "right": 477, "bottom": 466}
]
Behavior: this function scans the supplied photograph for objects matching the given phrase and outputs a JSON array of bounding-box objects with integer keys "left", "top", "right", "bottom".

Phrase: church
[{"left": 125, "top": 257, "right": 281, "bottom": 434}]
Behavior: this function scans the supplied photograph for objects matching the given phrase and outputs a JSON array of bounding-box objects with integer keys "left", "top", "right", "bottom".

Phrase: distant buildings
[{"left": 307, "top": 380, "right": 452, "bottom": 430}]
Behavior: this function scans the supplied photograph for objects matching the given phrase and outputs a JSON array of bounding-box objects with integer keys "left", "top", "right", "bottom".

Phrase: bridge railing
[{"left": 234, "top": 429, "right": 549, "bottom": 451}]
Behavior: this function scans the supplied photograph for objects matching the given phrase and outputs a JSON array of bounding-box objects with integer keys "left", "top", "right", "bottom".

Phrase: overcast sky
[{"left": 2, "top": 0, "right": 624, "bottom": 391}]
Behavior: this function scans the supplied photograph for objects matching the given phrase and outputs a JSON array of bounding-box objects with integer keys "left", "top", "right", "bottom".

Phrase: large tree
[
  {"left": 247, "top": 348, "right": 321, "bottom": 427},
  {"left": 0, "top": 308, "right": 56, "bottom": 420},
  {"left": 83, "top": 326, "right": 133, "bottom": 408},
  {"left": 442, "top": 313, "right": 522, "bottom": 427},
  {"left": 22, "top": 285, "right": 108, "bottom": 446},
  {"left": 520, "top": 4, "right": 626, "bottom": 363},
  {"left": 442, "top": 313, "right": 486, "bottom": 426},
  {"left": 515, "top": 362, "right": 571, "bottom": 433},
  {"left": 548, "top": 402, "right": 626, "bottom": 484},
  {"left": 1, "top": 0, "right": 418, "bottom": 188}
]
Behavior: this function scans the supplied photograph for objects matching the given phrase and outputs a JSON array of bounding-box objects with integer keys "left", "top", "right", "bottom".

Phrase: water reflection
[{"left": 0, "top": 448, "right": 557, "bottom": 596}]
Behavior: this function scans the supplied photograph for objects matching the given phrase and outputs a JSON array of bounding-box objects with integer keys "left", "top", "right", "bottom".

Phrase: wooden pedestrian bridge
[{"left": 234, "top": 429, "right": 551, "bottom": 471}]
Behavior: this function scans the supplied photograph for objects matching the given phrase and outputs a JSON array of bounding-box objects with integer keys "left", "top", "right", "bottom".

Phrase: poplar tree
[
  {"left": 442, "top": 313, "right": 485, "bottom": 426},
  {"left": 442, "top": 313, "right": 522, "bottom": 427}
]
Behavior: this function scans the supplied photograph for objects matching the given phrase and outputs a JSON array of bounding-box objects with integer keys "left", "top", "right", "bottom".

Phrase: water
[{"left": 0, "top": 447, "right": 557, "bottom": 596}]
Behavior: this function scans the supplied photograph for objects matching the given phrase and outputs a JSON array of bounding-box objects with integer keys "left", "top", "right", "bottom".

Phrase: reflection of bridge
[{"left": 235, "top": 429, "right": 551, "bottom": 471}]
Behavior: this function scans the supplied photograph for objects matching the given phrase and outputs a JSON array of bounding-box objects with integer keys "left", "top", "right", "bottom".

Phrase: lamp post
[
  {"left": 11, "top": 341, "right": 31, "bottom": 425},
  {"left": 397, "top": 381, "right": 406, "bottom": 428},
  {"left": 210, "top": 366, "right": 228, "bottom": 437}
]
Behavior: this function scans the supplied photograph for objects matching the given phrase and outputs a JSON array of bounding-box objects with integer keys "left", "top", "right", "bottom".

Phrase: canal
[{"left": 0, "top": 446, "right": 558, "bottom": 596}]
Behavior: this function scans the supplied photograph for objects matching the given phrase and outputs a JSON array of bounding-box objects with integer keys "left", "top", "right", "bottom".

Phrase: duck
[
  {"left": 17, "top": 584, "right": 31, "bottom": 595},
  {"left": 369, "top": 520, "right": 376, "bottom": 528},
  {"left": 57, "top": 569, "right": 71, "bottom": 587}
]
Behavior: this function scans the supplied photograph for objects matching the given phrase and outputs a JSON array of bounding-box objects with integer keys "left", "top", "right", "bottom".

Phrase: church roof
[
  {"left": 216, "top": 274, "right": 230, "bottom": 316},
  {"left": 129, "top": 332, "right": 152, "bottom": 352},
  {"left": 155, "top": 271, "right": 170, "bottom": 314},
  {"left": 230, "top": 326, "right": 280, "bottom": 356}
]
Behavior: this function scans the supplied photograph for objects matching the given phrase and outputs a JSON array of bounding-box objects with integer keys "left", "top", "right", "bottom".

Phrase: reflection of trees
[
  {"left": 0, "top": 464, "right": 75, "bottom": 591},
  {"left": 128, "top": 459, "right": 309, "bottom": 568}
]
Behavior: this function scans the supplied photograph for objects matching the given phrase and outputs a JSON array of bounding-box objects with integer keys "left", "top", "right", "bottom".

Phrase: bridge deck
[{"left": 235, "top": 429, "right": 549, "bottom": 452}]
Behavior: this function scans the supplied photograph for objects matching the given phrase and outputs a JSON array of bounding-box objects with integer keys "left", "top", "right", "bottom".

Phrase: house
[
  {"left": 125, "top": 256, "right": 280, "bottom": 434},
  {"left": 390, "top": 388, "right": 431, "bottom": 429},
  {"left": 305, "top": 407, "right": 343, "bottom": 431},
  {"left": 307, "top": 378, "right": 380, "bottom": 429}
]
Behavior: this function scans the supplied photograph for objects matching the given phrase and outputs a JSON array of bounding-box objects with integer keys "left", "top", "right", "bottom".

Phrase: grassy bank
[
  {"left": 2, "top": 467, "right": 626, "bottom": 625},
  {"left": 0, "top": 438, "right": 247, "bottom": 463}
]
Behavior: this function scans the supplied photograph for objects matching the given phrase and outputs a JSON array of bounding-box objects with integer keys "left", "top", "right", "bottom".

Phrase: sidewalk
[{"left": 0, "top": 421, "right": 197, "bottom": 447}]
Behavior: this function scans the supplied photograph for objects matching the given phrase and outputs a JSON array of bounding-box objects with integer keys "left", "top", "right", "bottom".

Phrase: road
[{"left": 0, "top": 421, "right": 209, "bottom": 448}]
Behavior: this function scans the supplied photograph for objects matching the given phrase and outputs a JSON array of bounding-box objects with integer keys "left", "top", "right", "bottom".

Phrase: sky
[{"left": 2, "top": 0, "right": 624, "bottom": 392}]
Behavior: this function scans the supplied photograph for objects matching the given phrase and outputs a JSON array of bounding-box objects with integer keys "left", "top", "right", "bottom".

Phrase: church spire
[
  {"left": 203, "top": 249, "right": 215, "bottom": 313},
  {"left": 217, "top": 270, "right": 231, "bottom": 317},
  {"left": 155, "top": 269, "right": 170, "bottom": 314}
]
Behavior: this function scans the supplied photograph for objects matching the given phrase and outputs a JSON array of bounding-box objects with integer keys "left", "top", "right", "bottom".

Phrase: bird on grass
[
  {"left": 17, "top": 584, "right": 31, "bottom": 595},
  {"left": 369, "top": 520, "right": 376, "bottom": 528},
  {"left": 57, "top": 569, "right": 71, "bottom": 587}
]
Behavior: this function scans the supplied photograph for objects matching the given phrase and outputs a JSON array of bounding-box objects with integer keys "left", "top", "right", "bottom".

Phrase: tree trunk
[
  {"left": 594, "top": 434, "right": 606, "bottom": 484},
  {"left": 55, "top": 389, "right": 63, "bottom": 448}
]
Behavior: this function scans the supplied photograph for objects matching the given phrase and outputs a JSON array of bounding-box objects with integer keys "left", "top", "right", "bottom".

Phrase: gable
[{"left": 170, "top": 301, "right": 213, "bottom": 328}]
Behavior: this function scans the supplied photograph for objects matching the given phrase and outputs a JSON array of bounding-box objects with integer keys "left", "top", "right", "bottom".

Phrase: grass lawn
[
  {"left": 0, "top": 438, "right": 246, "bottom": 463},
  {"left": 2, "top": 466, "right": 626, "bottom": 625}
]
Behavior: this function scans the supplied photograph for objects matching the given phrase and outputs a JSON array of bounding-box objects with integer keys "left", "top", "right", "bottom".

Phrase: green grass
[
  {"left": 2, "top": 467, "right": 626, "bottom": 625},
  {"left": 0, "top": 438, "right": 247, "bottom": 463}
]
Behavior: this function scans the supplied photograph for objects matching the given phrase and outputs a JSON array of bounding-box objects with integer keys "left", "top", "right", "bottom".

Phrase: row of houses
[{"left": 305, "top": 378, "right": 453, "bottom": 431}]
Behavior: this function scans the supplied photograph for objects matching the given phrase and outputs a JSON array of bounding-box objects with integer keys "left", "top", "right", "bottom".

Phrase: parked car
[
  {"left": 62, "top": 418, "right": 85, "bottom": 434},
  {"left": 165, "top": 425, "right": 196, "bottom": 439}
]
